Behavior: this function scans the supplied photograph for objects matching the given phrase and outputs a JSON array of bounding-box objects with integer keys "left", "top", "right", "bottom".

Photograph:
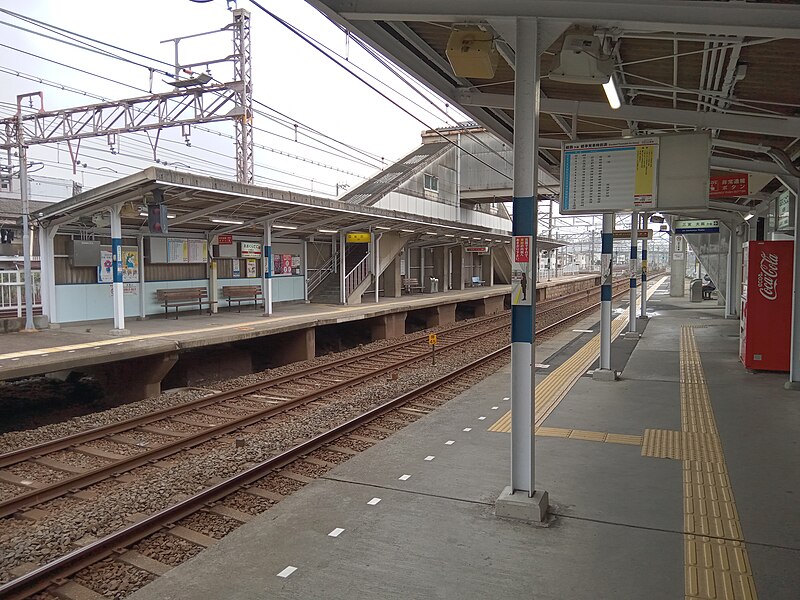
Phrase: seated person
[{"left": 702, "top": 275, "right": 716, "bottom": 299}]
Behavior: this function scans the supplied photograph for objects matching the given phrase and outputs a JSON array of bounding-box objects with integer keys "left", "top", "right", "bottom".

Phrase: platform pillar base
[
  {"left": 495, "top": 486, "right": 549, "bottom": 523},
  {"left": 474, "top": 295, "right": 504, "bottom": 317},
  {"left": 623, "top": 331, "right": 641, "bottom": 340},
  {"left": 592, "top": 369, "right": 618, "bottom": 382},
  {"left": 784, "top": 381, "right": 800, "bottom": 391}
]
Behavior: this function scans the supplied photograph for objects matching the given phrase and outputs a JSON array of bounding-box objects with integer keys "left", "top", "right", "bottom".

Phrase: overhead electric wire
[
  {"left": 0, "top": 9, "right": 387, "bottom": 172},
  {"left": 248, "top": 0, "right": 512, "bottom": 182}
]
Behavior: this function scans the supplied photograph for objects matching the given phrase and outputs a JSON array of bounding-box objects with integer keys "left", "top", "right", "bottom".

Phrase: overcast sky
[{"left": 0, "top": 0, "right": 466, "bottom": 196}]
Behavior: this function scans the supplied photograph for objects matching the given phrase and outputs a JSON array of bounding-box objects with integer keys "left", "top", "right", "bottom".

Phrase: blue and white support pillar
[
  {"left": 626, "top": 211, "right": 639, "bottom": 337},
  {"left": 495, "top": 17, "right": 548, "bottom": 522},
  {"left": 109, "top": 204, "right": 127, "bottom": 333},
  {"left": 594, "top": 212, "right": 616, "bottom": 380},
  {"left": 262, "top": 222, "right": 273, "bottom": 316},
  {"left": 640, "top": 213, "right": 648, "bottom": 319}
]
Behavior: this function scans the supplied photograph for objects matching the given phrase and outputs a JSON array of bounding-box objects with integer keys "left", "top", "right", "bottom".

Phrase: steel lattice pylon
[{"left": 233, "top": 8, "right": 254, "bottom": 185}]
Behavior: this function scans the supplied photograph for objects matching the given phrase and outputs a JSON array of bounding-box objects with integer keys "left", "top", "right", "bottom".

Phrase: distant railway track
[{"left": 0, "top": 275, "right": 654, "bottom": 599}]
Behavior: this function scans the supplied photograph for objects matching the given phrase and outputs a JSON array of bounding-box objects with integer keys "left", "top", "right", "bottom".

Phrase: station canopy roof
[
  {"left": 32, "top": 167, "right": 566, "bottom": 251},
  {"left": 306, "top": 0, "right": 800, "bottom": 219}
]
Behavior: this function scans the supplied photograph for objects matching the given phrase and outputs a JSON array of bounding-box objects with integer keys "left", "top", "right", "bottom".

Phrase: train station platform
[
  {"left": 0, "top": 274, "right": 600, "bottom": 397},
  {"left": 127, "top": 277, "right": 800, "bottom": 600}
]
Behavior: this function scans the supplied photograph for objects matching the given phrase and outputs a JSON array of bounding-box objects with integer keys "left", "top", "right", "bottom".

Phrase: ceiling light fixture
[
  {"left": 317, "top": 228, "right": 337, "bottom": 233},
  {"left": 375, "top": 226, "right": 391, "bottom": 230},
  {"left": 400, "top": 229, "right": 415, "bottom": 233},
  {"left": 602, "top": 75, "right": 622, "bottom": 110},
  {"left": 210, "top": 218, "right": 243, "bottom": 225},
  {"left": 743, "top": 212, "right": 755, "bottom": 221},
  {"left": 272, "top": 224, "right": 297, "bottom": 230}
]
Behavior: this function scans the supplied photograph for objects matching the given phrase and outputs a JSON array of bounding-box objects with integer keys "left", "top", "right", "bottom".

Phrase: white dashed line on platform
[
  {"left": 535, "top": 363, "right": 550, "bottom": 369},
  {"left": 445, "top": 440, "right": 455, "bottom": 445},
  {"left": 503, "top": 397, "right": 509, "bottom": 401},
  {"left": 491, "top": 406, "right": 498, "bottom": 410},
  {"left": 398, "top": 474, "right": 411, "bottom": 481},
  {"left": 573, "top": 329, "right": 594, "bottom": 333},
  {"left": 277, "top": 566, "right": 297, "bottom": 578},
  {"left": 463, "top": 427, "right": 472, "bottom": 432},
  {"left": 367, "top": 497, "right": 381, "bottom": 505},
  {"left": 478, "top": 416, "right": 486, "bottom": 420},
  {"left": 328, "top": 528, "right": 345, "bottom": 538},
  {"left": 424, "top": 455, "right": 435, "bottom": 461}
]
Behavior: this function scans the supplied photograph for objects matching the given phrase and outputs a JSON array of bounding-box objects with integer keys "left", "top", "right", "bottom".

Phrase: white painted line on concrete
[
  {"left": 277, "top": 566, "right": 297, "bottom": 578},
  {"left": 398, "top": 474, "right": 411, "bottom": 481},
  {"left": 491, "top": 406, "right": 499, "bottom": 410},
  {"left": 328, "top": 528, "right": 345, "bottom": 538},
  {"left": 367, "top": 497, "right": 382, "bottom": 505},
  {"left": 572, "top": 329, "right": 594, "bottom": 333},
  {"left": 535, "top": 363, "right": 550, "bottom": 369},
  {"left": 20, "top": 480, "right": 33, "bottom": 486},
  {"left": 503, "top": 397, "right": 510, "bottom": 401},
  {"left": 41, "top": 354, "right": 48, "bottom": 357},
  {"left": 463, "top": 428, "right": 472, "bottom": 432},
  {"left": 445, "top": 440, "right": 455, "bottom": 445},
  {"left": 424, "top": 455, "right": 435, "bottom": 461},
  {"left": 67, "top": 350, "right": 75, "bottom": 353},
  {"left": 478, "top": 416, "right": 486, "bottom": 420},
  {"left": 586, "top": 370, "right": 595, "bottom": 375},
  {"left": 10, "top": 358, "right": 19, "bottom": 361}
]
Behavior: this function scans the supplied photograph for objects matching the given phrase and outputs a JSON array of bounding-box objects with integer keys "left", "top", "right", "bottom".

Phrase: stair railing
[
  {"left": 344, "top": 252, "right": 371, "bottom": 299},
  {"left": 308, "top": 249, "right": 338, "bottom": 296}
]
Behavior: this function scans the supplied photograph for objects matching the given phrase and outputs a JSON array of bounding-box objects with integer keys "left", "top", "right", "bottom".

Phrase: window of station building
[{"left": 423, "top": 173, "right": 439, "bottom": 193}]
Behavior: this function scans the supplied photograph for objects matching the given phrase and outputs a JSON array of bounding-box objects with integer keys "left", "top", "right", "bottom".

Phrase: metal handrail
[
  {"left": 345, "top": 252, "right": 370, "bottom": 298},
  {"left": 0, "top": 271, "right": 42, "bottom": 317},
  {"left": 307, "top": 251, "right": 338, "bottom": 295}
]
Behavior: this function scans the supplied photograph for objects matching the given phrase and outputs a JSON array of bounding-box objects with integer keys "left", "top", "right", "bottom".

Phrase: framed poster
[
  {"left": 246, "top": 259, "right": 257, "bottom": 278},
  {"left": 98, "top": 246, "right": 139, "bottom": 283}
]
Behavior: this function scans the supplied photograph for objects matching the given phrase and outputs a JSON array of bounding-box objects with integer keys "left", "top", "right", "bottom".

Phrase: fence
[{"left": 0, "top": 270, "right": 42, "bottom": 317}]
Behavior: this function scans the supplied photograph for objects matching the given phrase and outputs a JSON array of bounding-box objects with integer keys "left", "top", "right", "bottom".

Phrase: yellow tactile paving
[
  {"left": 678, "top": 326, "right": 758, "bottom": 600},
  {"left": 642, "top": 429, "right": 722, "bottom": 462},
  {"left": 489, "top": 276, "right": 668, "bottom": 433},
  {"left": 534, "top": 427, "right": 643, "bottom": 446}
]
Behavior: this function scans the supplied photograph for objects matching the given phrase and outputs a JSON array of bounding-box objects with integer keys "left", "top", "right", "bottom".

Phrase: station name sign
[
  {"left": 673, "top": 219, "right": 720, "bottom": 234},
  {"left": 346, "top": 232, "right": 371, "bottom": 243}
]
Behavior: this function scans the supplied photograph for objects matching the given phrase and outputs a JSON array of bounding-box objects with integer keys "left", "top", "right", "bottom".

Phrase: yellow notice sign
[
  {"left": 428, "top": 333, "right": 437, "bottom": 346},
  {"left": 346, "top": 232, "right": 371, "bottom": 243},
  {"left": 634, "top": 144, "right": 656, "bottom": 201}
]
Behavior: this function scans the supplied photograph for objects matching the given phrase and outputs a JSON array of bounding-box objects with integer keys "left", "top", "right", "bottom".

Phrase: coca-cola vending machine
[{"left": 740, "top": 240, "right": 794, "bottom": 371}]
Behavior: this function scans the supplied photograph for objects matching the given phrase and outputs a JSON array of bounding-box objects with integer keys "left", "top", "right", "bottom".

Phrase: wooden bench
[
  {"left": 156, "top": 287, "right": 216, "bottom": 319},
  {"left": 402, "top": 277, "right": 424, "bottom": 294},
  {"left": 222, "top": 285, "right": 263, "bottom": 312},
  {"left": 470, "top": 275, "right": 486, "bottom": 287}
]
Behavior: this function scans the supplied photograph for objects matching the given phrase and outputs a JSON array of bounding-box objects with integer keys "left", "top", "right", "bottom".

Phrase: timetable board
[{"left": 561, "top": 137, "right": 659, "bottom": 214}]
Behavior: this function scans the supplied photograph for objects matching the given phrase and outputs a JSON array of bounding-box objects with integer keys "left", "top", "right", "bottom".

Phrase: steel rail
[
  {"left": 0, "top": 312, "right": 512, "bottom": 468},
  {"left": 0, "top": 275, "right": 659, "bottom": 599},
  {"left": 0, "top": 348, "right": 510, "bottom": 600},
  {"left": 0, "top": 319, "right": 512, "bottom": 518}
]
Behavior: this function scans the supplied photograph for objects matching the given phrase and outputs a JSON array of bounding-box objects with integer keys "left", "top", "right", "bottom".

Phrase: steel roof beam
[
  {"left": 323, "top": 0, "right": 800, "bottom": 39},
  {"left": 455, "top": 90, "right": 800, "bottom": 138}
]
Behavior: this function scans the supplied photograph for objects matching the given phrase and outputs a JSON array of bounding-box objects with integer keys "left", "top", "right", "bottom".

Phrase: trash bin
[{"left": 690, "top": 279, "right": 703, "bottom": 302}]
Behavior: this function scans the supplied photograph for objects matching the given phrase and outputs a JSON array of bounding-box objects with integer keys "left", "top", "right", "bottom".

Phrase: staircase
[{"left": 309, "top": 272, "right": 341, "bottom": 304}]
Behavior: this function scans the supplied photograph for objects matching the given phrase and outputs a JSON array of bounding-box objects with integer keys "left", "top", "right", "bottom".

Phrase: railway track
[{"left": 0, "top": 276, "right": 650, "bottom": 599}]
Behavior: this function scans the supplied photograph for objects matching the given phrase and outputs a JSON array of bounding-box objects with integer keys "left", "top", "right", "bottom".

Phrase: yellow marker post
[{"left": 428, "top": 333, "right": 437, "bottom": 366}]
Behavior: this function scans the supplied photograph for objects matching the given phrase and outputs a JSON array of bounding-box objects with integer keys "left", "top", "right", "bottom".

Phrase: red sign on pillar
[
  {"left": 514, "top": 236, "right": 530, "bottom": 263},
  {"left": 217, "top": 234, "right": 233, "bottom": 245},
  {"left": 709, "top": 173, "right": 748, "bottom": 198}
]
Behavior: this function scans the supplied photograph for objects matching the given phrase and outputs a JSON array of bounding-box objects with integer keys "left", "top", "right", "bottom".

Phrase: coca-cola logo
[{"left": 757, "top": 251, "right": 778, "bottom": 300}]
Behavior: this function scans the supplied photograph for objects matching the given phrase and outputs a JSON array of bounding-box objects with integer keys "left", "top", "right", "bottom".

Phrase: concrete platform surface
[{"left": 128, "top": 277, "right": 800, "bottom": 600}]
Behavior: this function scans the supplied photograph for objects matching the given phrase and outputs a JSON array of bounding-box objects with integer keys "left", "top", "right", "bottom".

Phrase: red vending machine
[{"left": 740, "top": 240, "right": 794, "bottom": 371}]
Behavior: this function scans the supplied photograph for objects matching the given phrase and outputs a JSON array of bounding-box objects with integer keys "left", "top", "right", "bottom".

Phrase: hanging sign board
[
  {"left": 777, "top": 190, "right": 794, "bottom": 231},
  {"left": 240, "top": 241, "right": 261, "bottom": 257},
  {"left": 346, "top": 232, "right": 371, "bottom": 243},
  {"left": 561, "top": 132, "right": 710, "bottom": 214},
  {"left": 709, "top": 172, "right": 749, "bottom": 198},
  {"left": 674, "top": 219, "right": 720, "bottom": 234},
  {"left": 466, "top": 246, "right": 489, "bottom": 253},
  {"left": 612, "top": 229, "right": 653, "bottom": 239},
  {"left": 511, "top": 235, "right": 532, "bottom": 306},
  {"left": 561, "top": 136, "right": 659, "bottom": 213},
  {"left": 217, "top": 234, "right": 233, "bottom": 245}
]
